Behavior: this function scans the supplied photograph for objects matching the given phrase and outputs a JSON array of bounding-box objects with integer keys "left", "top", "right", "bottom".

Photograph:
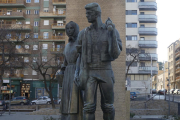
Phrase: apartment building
[
  {"left": 126, "top": 0, "right": 158, "bottom": 94},
  {"left": 0, "top": 0, "right": 66, "bottom": 100}
]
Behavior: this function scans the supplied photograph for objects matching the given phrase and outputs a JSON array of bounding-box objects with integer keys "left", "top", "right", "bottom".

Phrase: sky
[{"left": 157, "top": 0, "right": 180, "bottom": 62}]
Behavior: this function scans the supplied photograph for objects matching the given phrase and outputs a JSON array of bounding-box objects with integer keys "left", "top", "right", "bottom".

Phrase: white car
[
  {"left": 58, "top": 99, "right": 61, "bottom": 104},
  {"left": 31, "top": 96, "right": 51, "bottom": 105},
  {"left": 173, "top": 89, "right": 180, "bottom": 94}
]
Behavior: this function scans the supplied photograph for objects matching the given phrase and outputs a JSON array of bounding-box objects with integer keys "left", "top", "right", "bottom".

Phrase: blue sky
[{"left": 157, "top": 0, "right": 180, "bottom": 62}]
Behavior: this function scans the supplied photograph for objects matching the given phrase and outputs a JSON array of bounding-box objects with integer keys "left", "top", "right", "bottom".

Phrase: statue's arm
[
  {"left": 59, "top": 56, "right": 68, "bottom": 75},
  {"left": 110, "top": 29, "right": 122, "bottom": 59}
]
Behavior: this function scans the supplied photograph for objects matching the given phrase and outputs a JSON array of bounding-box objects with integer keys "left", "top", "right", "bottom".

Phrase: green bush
[{"left": 130, "top": 112, "right": 135, "bottom": 118}]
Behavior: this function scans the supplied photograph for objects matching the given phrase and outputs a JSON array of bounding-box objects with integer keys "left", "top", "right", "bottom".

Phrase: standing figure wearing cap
[{"left": 74, "top": 2, "right": 122, "bottom": 120}]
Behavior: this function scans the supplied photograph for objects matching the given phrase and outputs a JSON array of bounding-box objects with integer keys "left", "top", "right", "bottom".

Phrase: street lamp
[{"left": 57, "top": 58, "right": 60, "bottom": 100}]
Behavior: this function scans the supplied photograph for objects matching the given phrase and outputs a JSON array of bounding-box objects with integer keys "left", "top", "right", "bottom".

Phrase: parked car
[
  {"left": 158, "top": 89, "right": 167, "bottom": 95},
  {"left": 58, "top": 99, "right": 61, "bottom": 104},
  {"left": 174, "top": 89, "right": 180, "bottom": 94},
  {"left": 6, "top": 96, "right": 29, "bottom": 105},
  {"left": 31, "top": 96, "right": 51, "bottom": 105},
  {"left": 152, "top": 89, "right": 157, "bottom": 94},
  {"left": 130, "top": 92, "right": 137, "bottom": 100},
  {"left": 170, "top": 89, "right": 175, "bottom": 94}
]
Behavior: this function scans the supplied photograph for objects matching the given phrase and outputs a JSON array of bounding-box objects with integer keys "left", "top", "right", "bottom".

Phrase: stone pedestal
[{"left": 66, "top": 0, "right": 129, "bottom": 119}]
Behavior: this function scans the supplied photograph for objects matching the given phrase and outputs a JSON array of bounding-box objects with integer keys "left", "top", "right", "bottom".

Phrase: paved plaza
[{"left": 0, "top": 112, "right": 61, "bottom": 120}]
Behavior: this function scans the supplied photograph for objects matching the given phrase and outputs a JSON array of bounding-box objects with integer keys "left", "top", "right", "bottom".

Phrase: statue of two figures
[{"left": 59, "top": 3, "right": 122, "bottom": 120}]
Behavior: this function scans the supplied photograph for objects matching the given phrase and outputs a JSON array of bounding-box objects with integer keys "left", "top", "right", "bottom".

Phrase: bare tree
[
  {"left": 0, "top": 25, "right": 31, "bottom": 93},
  {"left": 126, "top": 45, "right": 143, "bottom": 79},
  {"left": 26, "top": 43, "right": 64, "bottom": 109}
]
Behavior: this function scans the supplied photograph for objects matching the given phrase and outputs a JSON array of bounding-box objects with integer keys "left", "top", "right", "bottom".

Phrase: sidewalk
[
  {"left": 133, "top": 115, "right": 164, "bottom": 118},
  {"left": 0, "top": 112, "right": 61, "bottom": 120}
]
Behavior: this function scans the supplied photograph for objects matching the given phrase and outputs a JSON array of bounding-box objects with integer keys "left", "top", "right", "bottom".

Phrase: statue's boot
[
  {"left": 83, "top": 112, "right": 95, "bottom": 120},
  {"left": 103, "top": 110, "right": 115, "bottom": 120}
]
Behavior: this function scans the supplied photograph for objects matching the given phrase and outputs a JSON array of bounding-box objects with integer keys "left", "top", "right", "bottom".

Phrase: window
[
  {"left": 126, "top": 23, "right": 137, "bottom": 28},
  {"left": 16, "top": 45, "right": 21, "bottom": 49},
  {"left": 140, "top": 0, "right": 144, "bottom": 2},
  {"left": 33, "top": 45, "right": 38, "bottom": 50},
  {"left": 24, "top": 57, "right": 29, "bottom": 62},
  {"left": 42, "top": 44, "right": 48, "bottom": 49},
  {"left": 44, "top": 20, "right": 49, "bottom": 25},
  {"left": 24, "top": 69, "right": 28, "bottom": 75},
  {"left": 42, "top": 56, "right": 47, "bottom": 62},
  {"left": 6, "top": 34, "right": 11, "bottom": 39},
  {"left": 140, "top": 12, "right": 144, "bottom": 15},
  {"left": 34, "top": 21, "right": 39, "bottom": 26},
  {"left": 140, "top": 24, "right": 145, "bottom": 28},
  {"left": 34, "top": 10, "right": 39, "bottom": 14},
  {"left": 44, "top": 8, "right": 49, "bottom": 12},
  {"left": 34, "top": 0, "right": 39, "bottom": 3},
  {"left": 26, "top": 21, "right": 30, "bottom": 24},
  {"left": 25, "top": 33, "right": 29, "bottom": 38},
  {"left": 26, "top": 0, "right": 31, "bottom": 3},
  {"left": 33, "top": 57, "right": 37, "bottom": 62},
  {"left": 26, "top": 10, "right": 31, "bottom": 15},
  {"left": 58, "top": 9, "right": 64, "bottom": 14},
  {"left": 43, "top": 32, "right": 49, "bottom": 39},
  {"left": 126, "top": 35, "right": 137, "bottom": 41},
  {"left": 25, "top": 45, "right": 29, "bottom": 49},
  {"left": 126, "top": 0, "right": 137, "bottom": 2},
  {"left": 126, "top": 10, "right": 137, "bottom": 15},
  {"left": 34, "top": 33, "right": 38, "bottom": 38},
  {"left": 32, "top": 70, "right": 37, "bottom": 75},
  {"left": 44, "top": 0, "right": 49, "bottom": 1},
  {"left": 17, "top": 9, "right": 22, "bottom": 12},
  {"left": 140, "top": 37, "right": 145, "bottom": 40}
]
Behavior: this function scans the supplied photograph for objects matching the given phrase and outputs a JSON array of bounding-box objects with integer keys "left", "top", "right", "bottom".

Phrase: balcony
[
  {"left": 138, "top": 2, "right": 157, "bottom": 11},
  {"left": 139, "top": 15, "right": 157, "bottom": 23},
  {"left": 175, "top": 52, "right": 180, "bottom": 58},
  {"left": 139, "top": 40, "right": 157, "bottom": 48},
  {"left": 52, "top": 23, "right": 65, "bottom": 30},
  {"left": 38, "top": 36, "right": 65, "bottom": 41},
  {"left": 52, "top": 0, "right": 66, "bottom": 6},
  {"left": 39, "top": 11, "right": 66, "bottom": 18},
  {"left": 138, "top": 67, "right": 158, "bottom": 75},
  {"left": 176, "top": 76, "right": 180, "bottom": 82},
  {"left": 0, "top": 0, "right": 26, "bottom": 8},
  {"left": 50, "top": 48, "right": 64, "bottom": 54},
  {"left": 176, "top": 68, "right": 180, "bottom": 74},
  {"left": 139, "top": 27, "right": 157, "bottom": 36},
  {"left": 0, "top": 24, "right": 31, "bottom": 30},
  {"left": 139, "top": 54, "right": 158, "bottom": 61},
  {"left": 176, "top": 60, "right": 180, "bottom": 66},
  {"left": 0, "top": 12, "right": 25, "bottom": 19}
]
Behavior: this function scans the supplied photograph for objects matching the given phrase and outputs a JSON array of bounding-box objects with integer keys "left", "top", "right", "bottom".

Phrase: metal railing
[
  {"left": 52, "top": 0, "right": 66, "bottom": 2},
  {"left": 138, "top": 40, "right": 158, "bottom": 48},
  {"left": 138, "top": 66, "right": 158, "bottom": 74},
  {"left": 138, "top": 2, "right": 157, "bottom": 10},
  {"left": 51, "top": 23, "right": 66, "bottom": 29},
  {"left": 0, "top": 0, "right": 16, "bottom": 3},
  {"left": 40, "top": 11, "right": 66, "bottom": 17},
  {"left": 139, "top": 53, "right": 158, "bottom": 61},
  {"left": 139, "top": 27, "right": 157, "bottom": 35},
  {"left": 0, "top": 24, "right": 31, "bottom": 30},
  {"left": 38, "top": 36, "right": 65, "bottom": 40},
  {"left": 139, "top": 14, "right": 157, "bottom": 23},
  {"left": 0, "top": 11, "right": 25, "bottom": 17}
]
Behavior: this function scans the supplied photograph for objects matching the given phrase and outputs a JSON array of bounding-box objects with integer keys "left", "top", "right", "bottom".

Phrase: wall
[{"left": 131, "top": 100, "right": 178, "bottom": 115}]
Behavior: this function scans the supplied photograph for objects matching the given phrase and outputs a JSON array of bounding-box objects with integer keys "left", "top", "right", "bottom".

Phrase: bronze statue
[
  {"left": 60, "top": 21, "right": 82, "bottom": 120},
  {"left": 74, "top": 3, "right": 122, "bottom": 120}
]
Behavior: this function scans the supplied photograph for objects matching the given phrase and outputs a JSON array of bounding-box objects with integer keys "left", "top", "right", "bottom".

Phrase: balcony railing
[
  {"left": 52, "top": 0, "right": 66, "bottom": 5},
  {"left": 0, "top": 0, "right": 25, "bottom": 7},
  {"left": 176, "top": 76, "right": 180, "bottom": 82},
  {"left": 138, "top": 40, "right": 157, "bottom": 48},
  {"left": 0, "top": 24, "right": 31, "bottom": 30},
  {"left": 138, "top": 2, "right": 157, "bottom": 11},
  {"left": 39, "top": 11, "right": 66, "bottom": 18},
  {"left": 176, "top": 68, "right": 180, "bottom": 74},
  {"left": 50, "top": 48, "right": 64, "bottom": 54},
  {"left": 139, "top": 15, "right": 157, "bottom": 23},
  {"left": 52, "top": 23, "right": 66, "bottom": 29},
  {"left": 38, "top": 36, "right": 65, "bottom": 41},
  {"left": 175, "top": 52, "right": 180, "bottom": 58},
  {"left": 0, "top": 12, "right": 25, "bottom": 19},
  {"left": 176, "top": 60, "right": 180, "bottom": 66},
  {"left": 138, "top": 66, "right": 158, "bottom": 75},
  {"left": 139, "top": 53, "right": 158, "bottom": 61},
  {"left": 139, "top": 27, "right": 157, "bottom": 35}
]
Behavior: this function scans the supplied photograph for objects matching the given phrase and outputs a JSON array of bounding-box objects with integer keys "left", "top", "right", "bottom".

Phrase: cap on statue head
[{"left": 85, "top": 3, "right": 101, "bottom": 12}]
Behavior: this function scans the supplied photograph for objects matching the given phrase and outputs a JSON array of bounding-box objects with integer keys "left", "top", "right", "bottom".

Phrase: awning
[{"left": 1, "top": 90, "right": 13, "bottom": 94}]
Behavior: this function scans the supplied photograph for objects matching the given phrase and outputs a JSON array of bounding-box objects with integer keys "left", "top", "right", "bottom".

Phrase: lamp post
[
  {"left": 9, "top": 68, "right": 13, "bottom": 115},
  {"left": 150, "top": 55, "right": 152, "bottom": 95},
  {"left": 57, "top": 58, "right": 60, "bottom": 100}
]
